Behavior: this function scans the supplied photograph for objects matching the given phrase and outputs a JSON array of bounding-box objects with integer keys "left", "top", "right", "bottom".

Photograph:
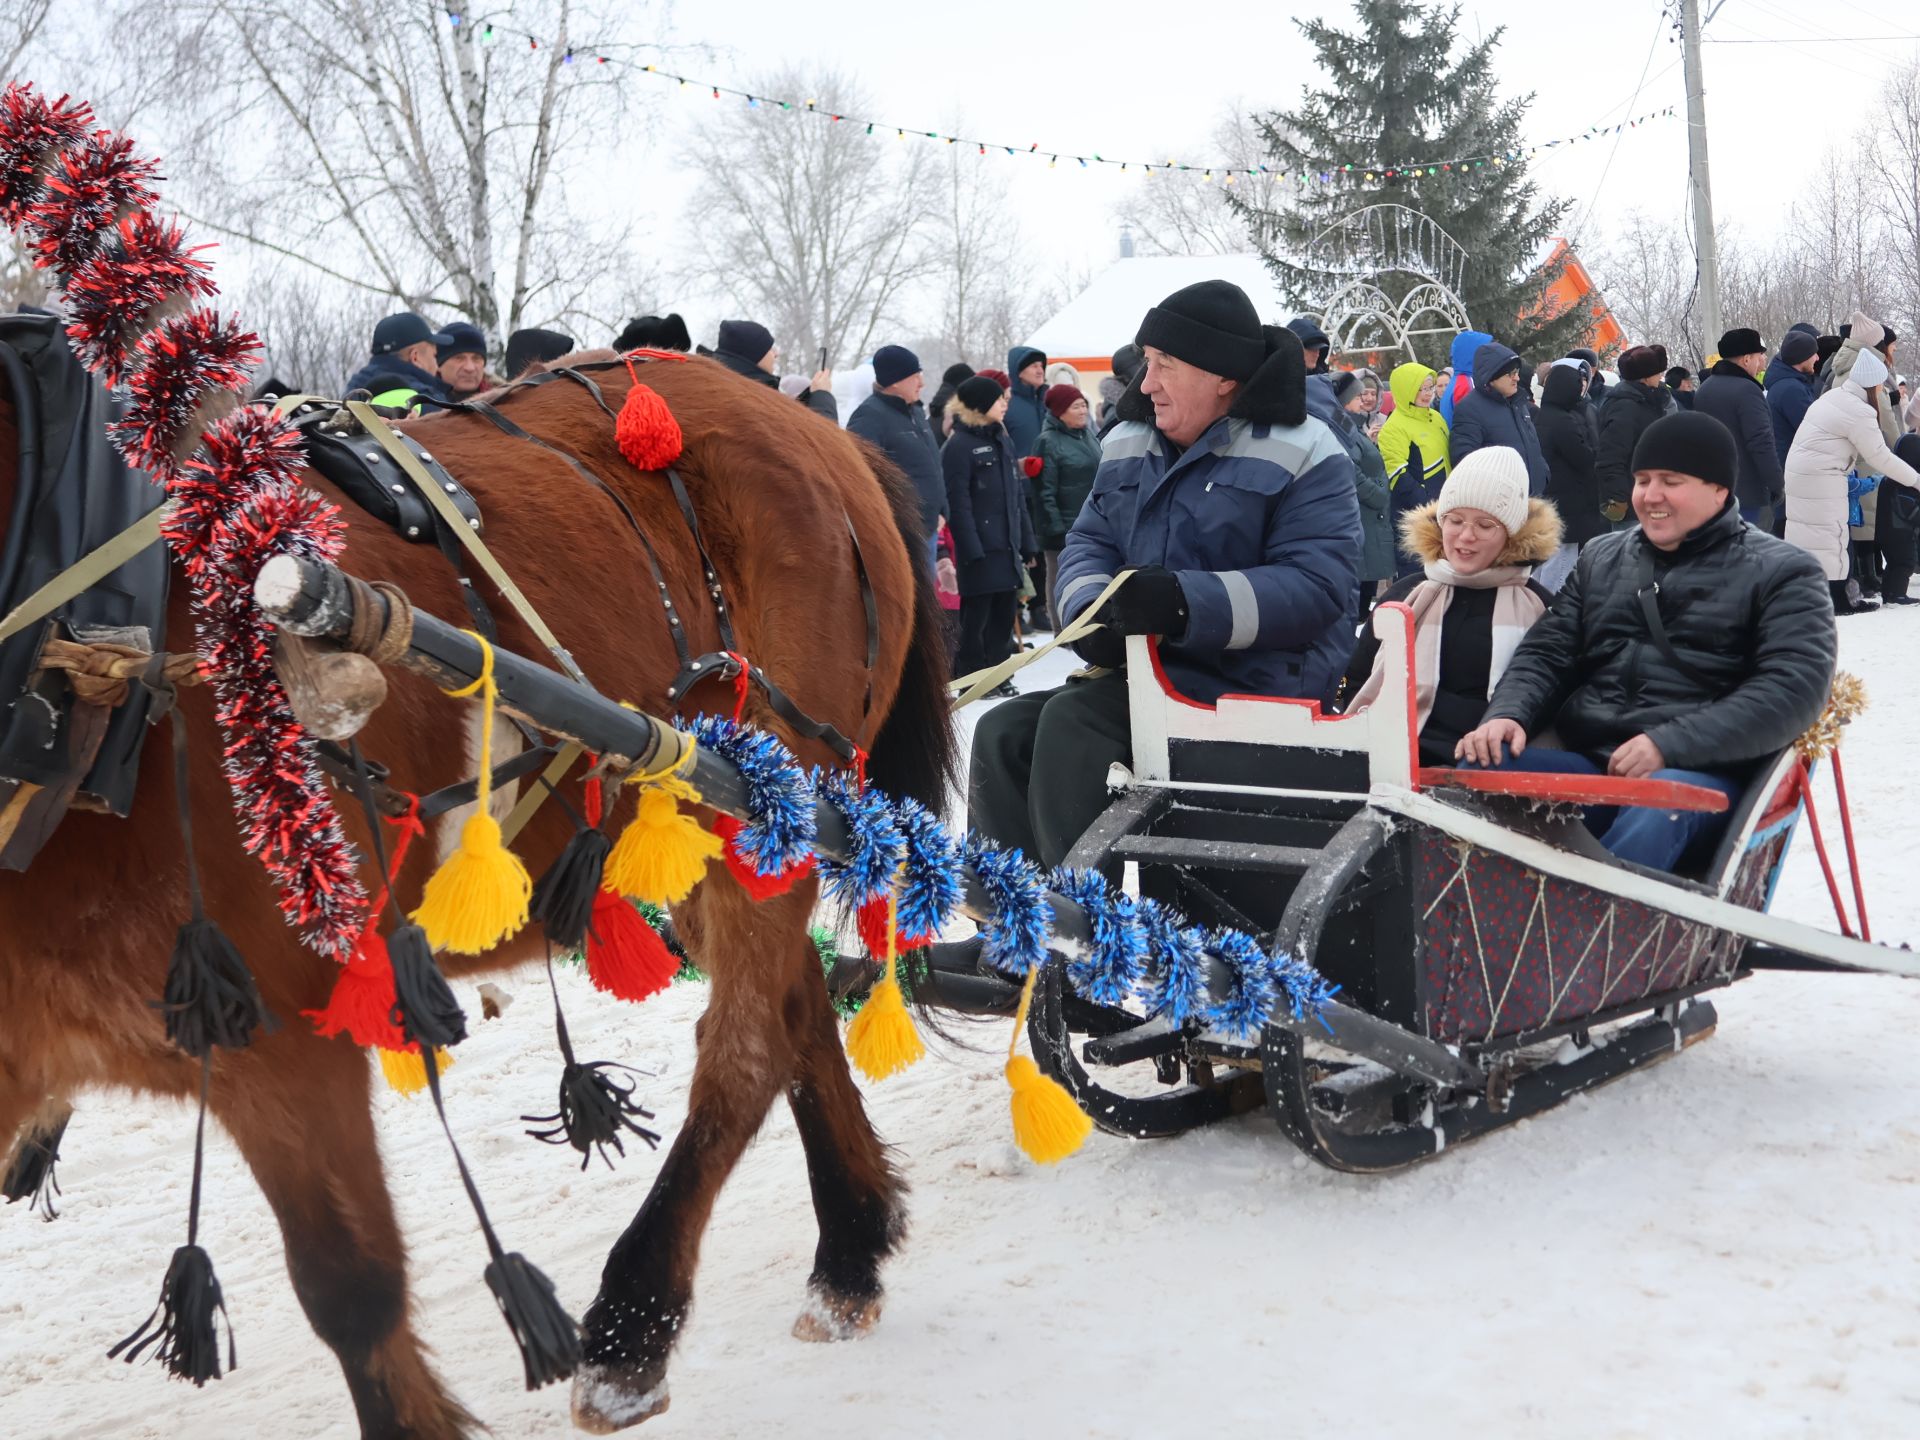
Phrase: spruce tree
[{"left": 1230, "top": 0, "right": 1589, "bottom": 367}]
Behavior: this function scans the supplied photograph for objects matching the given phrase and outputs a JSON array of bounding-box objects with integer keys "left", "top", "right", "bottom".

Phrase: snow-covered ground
[{"left": 6, "top": 620, "right": 1920, "bottom": 1440}]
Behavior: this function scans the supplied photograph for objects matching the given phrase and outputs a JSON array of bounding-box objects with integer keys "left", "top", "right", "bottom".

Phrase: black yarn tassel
[
  {"left": 387, "top": 923, "right": 468, "bottom": 1050},
  {"left": 3, "top": 1108, "right": 70, "bottom": 1221},
  {"left": 110, "top": 1058, "right": 234, "bottom": 1387},
  {"left": 524, "top": 1061, "right": 660, "bottom": 1171},
  {"left": 485, "top": 1251, "right": 584, "bottom": 1391},
  {"left": 525, "top": 950, "right": 659, "bottom": 1171},
  {"left": 529, "top": 825, "right": 611, "bottom": 951},
  {"left": 161, "top": 918, "right": 272, "bottom": 1059},
  {"left": 108, "top": 1242, "right": 235, "bottom": 1386}
]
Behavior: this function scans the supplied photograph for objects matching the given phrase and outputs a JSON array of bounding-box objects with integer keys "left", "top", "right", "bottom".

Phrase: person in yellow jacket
[{"left": 1377, "top": 361, "right": 1451, "bottom": 575}]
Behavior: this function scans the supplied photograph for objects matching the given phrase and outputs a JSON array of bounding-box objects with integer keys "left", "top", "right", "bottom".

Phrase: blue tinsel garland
[
  {"left": 1274, "top": 950, "right": 1341, "bottom": 1032},
  {"left": 963, "top": 835, "right": 1054, "bottom": 975},
  {"left": 1136, "top": 897, "right": 1209, "bottom": 1026},
  {"left": 1200, "top": 928, "right": 1280, "bottom": 1041},
  {"left": 893, "top": 796, "right": 963, "bottom": 941},
  {"left": 1051, "top": 867, "right": 1147, "bottom": 1006},
  {"left": 680, "top": 715, "right": 817, "bottom": 874},
  {"left": 815, "top": 769, "right": 905, "bottom": 908}
]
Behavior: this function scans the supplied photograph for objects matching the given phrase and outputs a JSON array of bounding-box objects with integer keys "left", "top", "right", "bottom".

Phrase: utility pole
[{"left": 1678, "top": 0, "right": 1723, "bottom": 350}]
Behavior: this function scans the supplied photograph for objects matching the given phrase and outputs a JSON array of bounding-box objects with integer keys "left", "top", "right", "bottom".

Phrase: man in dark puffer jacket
[{"left": 1456, "top": 412, "right": 1835, "bottom": 872}]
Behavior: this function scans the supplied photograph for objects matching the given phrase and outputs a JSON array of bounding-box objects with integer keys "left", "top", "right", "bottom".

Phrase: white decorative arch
[{"left": 1297, "top": 204, "right": 1472, "bottom": 365}]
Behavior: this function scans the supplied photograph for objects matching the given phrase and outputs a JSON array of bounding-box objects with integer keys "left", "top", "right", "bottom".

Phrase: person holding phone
[{"left": 711, "top": 319, "right": 837, "bottom": 421}]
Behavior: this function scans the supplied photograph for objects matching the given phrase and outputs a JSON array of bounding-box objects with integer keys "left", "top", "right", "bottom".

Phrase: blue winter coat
[
  {"left": 1436, "top": 329, "right": 1492, "bottom": 426},
  {"left": 1054, "top": 411, "right": 1361, "bottom": 706},
  {"left": 1766, "top": 365, "right": 1817, "bottom": 465},
  {"left": 344, "top": 354, "right": 447, "bottom": 405},
  {"left": 1449, "top": 341, "right": 1549, "bottom": 494},
  {"left": 1004, "top": 345, "right": 1048, "bottom": 458}
]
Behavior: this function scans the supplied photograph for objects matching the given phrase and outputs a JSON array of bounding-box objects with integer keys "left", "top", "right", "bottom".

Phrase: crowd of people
[{"left": 329, "top": 289, "right": 1873, "bottom": 880}]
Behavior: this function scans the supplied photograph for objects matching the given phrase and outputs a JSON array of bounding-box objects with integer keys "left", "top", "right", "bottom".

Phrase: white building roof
[{"left": 1024, "top": 254, "right": 1294, "bottom": 369}]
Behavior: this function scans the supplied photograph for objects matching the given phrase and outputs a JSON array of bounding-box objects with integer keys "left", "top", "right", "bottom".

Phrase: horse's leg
[
  {"left": 572, "top": 881, "right": 809, "bottom": 1434},
  {"left": 785, "top": 959, "right": 906, "bottom": 1342},
  {"left": 211, "top": 1027, "right": 475, "bottom": 1440}
]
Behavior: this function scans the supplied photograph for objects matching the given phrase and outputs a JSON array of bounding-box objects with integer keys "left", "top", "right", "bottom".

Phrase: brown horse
[{"left": 0, "top": 355, "right": 956, "bottom": 1436}]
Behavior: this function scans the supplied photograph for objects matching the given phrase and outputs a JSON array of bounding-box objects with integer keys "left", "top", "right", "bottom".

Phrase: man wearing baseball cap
[
  {"left": 969, "top": 277, "right": 1361, "bottom": 871},
  {"left": 1456, "top": 411, "right": 1834, "bottom": 871},
  {"left": 345, "top": 312, "right": 453, "bottom": 409}
]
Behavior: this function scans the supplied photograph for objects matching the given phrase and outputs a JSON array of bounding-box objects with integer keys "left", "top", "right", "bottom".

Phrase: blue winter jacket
[
  {"left": 1436, "top": 329, "right": 1493, "bottom": 426},
  {"left": 1053, "top": 412, "right": 1361, "bottom": 706},
  {"left": 1004, "top": 345, "right": 1048, "bottom": 458},
  {"left": 1766, "top": 364, "right": 1817, "bottom": 465},
  {"left": 1449, "top": 341, "right": 1549, "bottom": 494}
]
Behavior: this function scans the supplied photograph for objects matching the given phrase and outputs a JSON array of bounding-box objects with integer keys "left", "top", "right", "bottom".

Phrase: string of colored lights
[{"left": 441, "top": 10, "right": 1677, "bottom": 183}]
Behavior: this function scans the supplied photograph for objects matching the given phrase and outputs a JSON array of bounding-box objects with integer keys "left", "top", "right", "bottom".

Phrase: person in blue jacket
[
  {"left": 1003, "top": 345, "right": 1050, "bottom": 457},
  {"left": 969, "top": 279, "right": 1360, "bottom": 870},
  {"left": 1449, "top": 340, "right": 1549, "bottom": 495},
  {"left": 1437, "top": 328, "right": 1493, "bottom": 426}
]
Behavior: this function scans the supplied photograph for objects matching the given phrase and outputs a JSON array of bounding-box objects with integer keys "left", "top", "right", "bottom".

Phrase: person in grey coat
[{"left": 1449, "top": 340, "right": 1548, "bottom": 494}]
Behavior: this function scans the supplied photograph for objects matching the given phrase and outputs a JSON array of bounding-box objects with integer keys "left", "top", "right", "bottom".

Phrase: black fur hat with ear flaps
[{"left": 1112, "top": 322, "right": 1308, "bottom": 431}]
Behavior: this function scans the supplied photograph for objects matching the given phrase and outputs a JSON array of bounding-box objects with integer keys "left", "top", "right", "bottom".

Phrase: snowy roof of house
[{"left": 1024, "top": 254, "right": 1293, "bottom": 370}]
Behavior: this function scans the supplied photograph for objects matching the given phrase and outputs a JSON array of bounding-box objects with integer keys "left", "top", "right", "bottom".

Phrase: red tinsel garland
[{"left": 0, "top": 81, "right": 367, "bottom": 954}]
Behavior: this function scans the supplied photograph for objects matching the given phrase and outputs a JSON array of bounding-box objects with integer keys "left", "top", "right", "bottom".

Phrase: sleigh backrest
[{"left": 1123, "top": 601, "right": 1416, "bottom": 797}]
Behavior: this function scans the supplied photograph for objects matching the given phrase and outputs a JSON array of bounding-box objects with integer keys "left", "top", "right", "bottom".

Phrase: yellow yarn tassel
[
  {"left": 411, "top": 634, "right": 533, "bottom": 953},
  {"left": 844, "top": 886, "right": 924, "bottom": 1081},
  {"left": 1004, "top": 968, "right": 1091, "bottom": 1164},
  {"left": 378, "top": 1045, "right": 454, "bottom": 1095},
  {"left": 605, "top": 742, "right": 721, "bottom": 904}
]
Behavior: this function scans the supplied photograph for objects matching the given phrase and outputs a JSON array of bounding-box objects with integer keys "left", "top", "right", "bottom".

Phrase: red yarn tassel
[
  {"left": 616, "top": 359, "right": 683, "bottom": 470},
  {"left": 584, "top": 888, "right": 678, "bottom": 1003},
  {"left": 713, "top": 814, "right": 814, "bottom": 902},
  {"left": 304, "top": 929, "right": 408, "bottom": 1049}
]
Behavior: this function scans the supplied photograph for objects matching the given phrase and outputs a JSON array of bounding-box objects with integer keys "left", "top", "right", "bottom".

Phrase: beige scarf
[{"left": 1349, "top": 560, "right": 1546, "bottom": 730}]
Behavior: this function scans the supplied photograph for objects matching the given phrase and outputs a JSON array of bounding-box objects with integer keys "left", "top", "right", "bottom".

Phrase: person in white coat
[{"left": 1783, "top": 346, "right": 1920, "bottom": 613}]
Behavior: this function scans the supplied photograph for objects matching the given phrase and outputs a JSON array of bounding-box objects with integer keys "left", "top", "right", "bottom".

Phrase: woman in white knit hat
[{"left": 1340, "top": 446, "right": 1563, "bottom": 766}]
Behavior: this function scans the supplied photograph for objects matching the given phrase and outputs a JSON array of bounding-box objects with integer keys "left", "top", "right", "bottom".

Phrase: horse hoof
[
  {"left": 571, "top": 1365, "right": 670, "bottom": 1433},
  {"left": 791, "top": 1285, "right": 882, "bottom": 1343}
]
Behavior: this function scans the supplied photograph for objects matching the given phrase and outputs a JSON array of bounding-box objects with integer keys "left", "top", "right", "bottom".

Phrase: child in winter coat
[{"left": 1377, "top": 362, "right": 1452, "bottom": 576}]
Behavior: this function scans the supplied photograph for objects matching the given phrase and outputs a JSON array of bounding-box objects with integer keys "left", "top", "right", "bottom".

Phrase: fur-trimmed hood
[
  {"left": 945, "top": 397, "right": 1003, "bottom": 432},
  {"left": 1110, "top": 323, "right": 1309, "bottom": 431},
  {"left": 1397, "top": 497, "right": 1563, "bottom": 568}
]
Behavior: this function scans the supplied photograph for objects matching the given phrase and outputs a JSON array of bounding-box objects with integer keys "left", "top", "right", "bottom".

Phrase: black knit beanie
[
  {"left": 716, "top": 319, "right": 775, "bottom": 363},
  {"left": 941, "top": 362, "right": 976, "bottom": 386},
  {"left": 955, "top": 374, "right": 1004, "bottom": 413},
  {"left": 1778, "top": 331, "right": 1819, "bottom": 367},
  {"left": 1631, "top": 411, "right": 1738, "bottom": 493},
  {"left": 1135, "top": 280, "right": 1266, "bottom": 382}
]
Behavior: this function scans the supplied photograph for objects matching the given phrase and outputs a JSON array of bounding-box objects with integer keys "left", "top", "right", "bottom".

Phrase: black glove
[
  {"left": 1097, "top": 565, "right": 1189, "bottom": 637},
  {"left": 1070, "top": 626, "right": 1127, "bottom": 669}
]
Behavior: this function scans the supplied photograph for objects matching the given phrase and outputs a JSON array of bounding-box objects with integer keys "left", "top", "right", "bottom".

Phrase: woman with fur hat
[
  {"left": 1339, "top": 447, "right": 1562, "bottom": 766},
  {"left": 942, "top": 373, "right": 1038, "bottom": 684}
]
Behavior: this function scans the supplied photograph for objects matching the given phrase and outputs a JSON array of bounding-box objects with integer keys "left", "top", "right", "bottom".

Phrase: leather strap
[
  {"left": 0, "top": 502, "right": 171, "bottom": 648},
  {"left": 347, "top": 401, "right": 589, "bottom": 687}
]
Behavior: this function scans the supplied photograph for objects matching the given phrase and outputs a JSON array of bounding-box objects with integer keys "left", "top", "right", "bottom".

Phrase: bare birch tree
[
  {"left": 110, "top": 0, "right": 664, "bottom": 347},
  {"left": 1, "top": 0, "right": 52, "bottom": 78},
  {"left": 682, "top": 67, "right": 937, "bottom": 366},
  {"left": 1114, "top": 102, "right": 1280, "bottom": 257},
  {"left": 926, "top": 129, "right": 1035, "bottom": 365}
]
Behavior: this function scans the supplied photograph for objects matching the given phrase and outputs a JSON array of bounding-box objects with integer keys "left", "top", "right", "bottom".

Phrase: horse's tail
[{"left": 858, "top": 447, "right": 959, "bottom": 814}]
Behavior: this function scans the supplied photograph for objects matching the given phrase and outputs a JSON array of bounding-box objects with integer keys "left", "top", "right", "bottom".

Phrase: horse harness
[{"left": 277, "top": 357, "right": 877, "bottom": 822}]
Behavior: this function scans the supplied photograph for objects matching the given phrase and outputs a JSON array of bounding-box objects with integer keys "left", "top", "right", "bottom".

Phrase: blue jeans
[{"left": 1461, "top": 745, "right": 1743, "bottom": 872}]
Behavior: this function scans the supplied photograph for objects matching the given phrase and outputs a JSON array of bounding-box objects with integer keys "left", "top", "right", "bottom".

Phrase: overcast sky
[{"left": 629, "top": 0, "right": 1920, "bottom": 286}]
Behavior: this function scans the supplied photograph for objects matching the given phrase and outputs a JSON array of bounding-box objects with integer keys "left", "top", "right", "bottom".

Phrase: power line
[{"left": 1707, "top": 32, "right": 1920, "bottom": 41}]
